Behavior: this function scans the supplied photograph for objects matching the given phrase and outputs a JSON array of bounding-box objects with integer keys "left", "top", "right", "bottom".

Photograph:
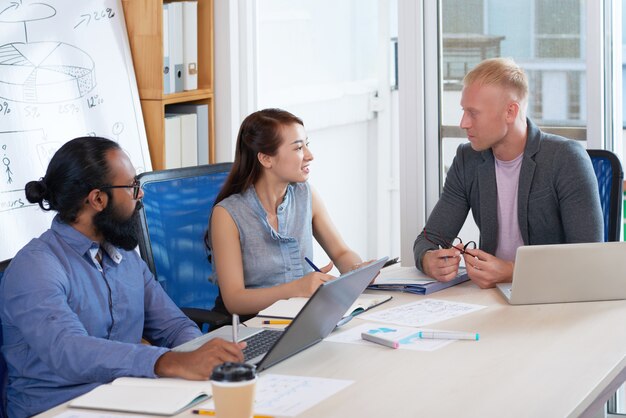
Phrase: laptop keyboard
[{"left": 242, "top": 329, "right": 283, "bottom": 361}]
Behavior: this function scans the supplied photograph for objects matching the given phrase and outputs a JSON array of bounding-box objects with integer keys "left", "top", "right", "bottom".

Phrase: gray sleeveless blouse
[{"left": 211, "top": 182, "right": 314, "bottom": 288}]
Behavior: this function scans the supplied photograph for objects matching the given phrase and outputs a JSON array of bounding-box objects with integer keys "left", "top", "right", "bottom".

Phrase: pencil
[
  {"left": 192, "top": 410, "right": 274, "bottom": 418},
  {"left": 262, "top": 319, "right": 292, "bottom": 325}
]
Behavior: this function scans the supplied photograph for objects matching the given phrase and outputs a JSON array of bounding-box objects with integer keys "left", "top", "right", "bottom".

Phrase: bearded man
[{"left": 0, "top": 137, "right": 244, "bottom": 418}]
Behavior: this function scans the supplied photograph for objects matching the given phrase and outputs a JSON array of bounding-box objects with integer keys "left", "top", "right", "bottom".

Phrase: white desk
[{"left": 37, "top": 282, "right": 626, "bottom": 418}]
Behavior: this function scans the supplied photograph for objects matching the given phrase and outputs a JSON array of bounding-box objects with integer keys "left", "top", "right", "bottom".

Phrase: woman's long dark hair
[{"left": 204, "top": 108, "right": 303, "bottom": 254}]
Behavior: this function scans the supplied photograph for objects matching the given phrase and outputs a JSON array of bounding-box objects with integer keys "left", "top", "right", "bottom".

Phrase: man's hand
[
  {"left": 462, "top": 248, "right": 513, "bottom": 288},
  {"left": 155, "top": 338, "right": 246, "bottom": 380},
  {"left": 422, "top": 248, "right": 461, "bottom": 281}
]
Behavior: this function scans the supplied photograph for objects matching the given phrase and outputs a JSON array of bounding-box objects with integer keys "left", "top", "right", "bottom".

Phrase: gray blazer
[{"left": 413, "top": 118, "right": 604, "bottom": 272}]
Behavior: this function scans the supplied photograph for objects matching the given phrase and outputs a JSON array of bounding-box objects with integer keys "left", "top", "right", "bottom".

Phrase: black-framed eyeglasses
[
  {"left": 422, "top": 228, "right": 477, "bottom": 254},
  {"left": 100, "top": 179, "right": 141, "bottom": 199}
]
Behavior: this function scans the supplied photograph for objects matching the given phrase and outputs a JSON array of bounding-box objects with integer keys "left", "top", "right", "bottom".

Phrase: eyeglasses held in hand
[
  {"left": 422, "top": 228, "right": 477, "bottom": 254},
  {"left": 100, "top": 179, "right": 141, "bottom": 199}
]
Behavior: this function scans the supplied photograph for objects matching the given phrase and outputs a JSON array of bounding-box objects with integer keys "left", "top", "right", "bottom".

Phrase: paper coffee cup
[{"left": 210, "top": 362, "right": 257, "bottom": 418}]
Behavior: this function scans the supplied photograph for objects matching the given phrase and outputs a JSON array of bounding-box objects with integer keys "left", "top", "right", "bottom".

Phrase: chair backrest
[
  {"left": 587, "top": 149, "right": 623, "bottom": 242},
  {"left": 0, "top": 259, "right": 11, "bottom": 418},
  {"left": 136, "top": 163, "right": 232, "bottom": 310}
]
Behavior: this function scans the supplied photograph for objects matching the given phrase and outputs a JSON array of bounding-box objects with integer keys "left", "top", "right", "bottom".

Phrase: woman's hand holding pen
[
  {"left": 291, "top": 261, "right": 335, "bottom": 297},
  {"left": 422, "top": 248, "right": 461, "bottom": 282}
]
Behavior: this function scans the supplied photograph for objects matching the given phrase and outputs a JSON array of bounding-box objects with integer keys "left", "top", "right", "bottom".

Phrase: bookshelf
[{"left": 121, "top": 0, "right": 215, "bottom": 170}]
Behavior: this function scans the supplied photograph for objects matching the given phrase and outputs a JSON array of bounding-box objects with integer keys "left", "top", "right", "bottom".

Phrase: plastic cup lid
[{"left": 211, "top": 362, "right": 257, "bottom": 382}]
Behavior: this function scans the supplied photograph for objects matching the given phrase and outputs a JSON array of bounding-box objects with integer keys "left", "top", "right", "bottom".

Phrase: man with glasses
[
  {"left": 0, "top": 137, "right": 245, "bottom": 418},
  {"left": 414, "top": 58, "right": 603, "bottom": 289}
]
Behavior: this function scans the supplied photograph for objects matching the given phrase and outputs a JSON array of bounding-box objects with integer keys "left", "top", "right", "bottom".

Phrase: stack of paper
[{"left": 367, "top": 266, "right": 468, "bottom": 295}]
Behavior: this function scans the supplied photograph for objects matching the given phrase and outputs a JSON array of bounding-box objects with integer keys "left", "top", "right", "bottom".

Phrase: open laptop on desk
[
  {"left": 496, "top": 242, "right": 626, "bottom": 305},
  {"left": 174, "top": 257, "right": 389, "bottom": 371}
]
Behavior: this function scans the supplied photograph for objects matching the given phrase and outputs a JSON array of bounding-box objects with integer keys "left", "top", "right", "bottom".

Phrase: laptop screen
[{"left": 256, "top": 257, "right": 388, "bottom": 371}]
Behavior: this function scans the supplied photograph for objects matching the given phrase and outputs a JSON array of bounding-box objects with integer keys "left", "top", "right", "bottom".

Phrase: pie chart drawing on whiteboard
[{"left": 0, "top": 41, "right": 96, "bottom": 104}]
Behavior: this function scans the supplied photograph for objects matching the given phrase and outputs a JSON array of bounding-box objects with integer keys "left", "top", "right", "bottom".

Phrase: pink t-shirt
[{"left": 494, "top": 153, "right": 524, "bottom": 261}]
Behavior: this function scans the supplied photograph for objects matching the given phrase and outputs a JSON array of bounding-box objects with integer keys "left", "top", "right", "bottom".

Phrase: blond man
[{"left": 413, "top": 58, "right": 603, "bottom": 288}]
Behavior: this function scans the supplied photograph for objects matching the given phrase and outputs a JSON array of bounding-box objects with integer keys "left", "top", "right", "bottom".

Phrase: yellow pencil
[
  {"left": 262, "top": 319, "right": 292, "bottom": 325},
  {"left": 192, "top": 410, "right": 274, "bottom": 418}
]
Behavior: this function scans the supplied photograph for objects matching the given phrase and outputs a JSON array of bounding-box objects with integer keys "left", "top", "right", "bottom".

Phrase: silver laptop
[
  {"left": 496, "top": 242, "right": 626, "bottom": 305},
  {"left": 174, "top": 257, "right": 388, "bottom": 371}
]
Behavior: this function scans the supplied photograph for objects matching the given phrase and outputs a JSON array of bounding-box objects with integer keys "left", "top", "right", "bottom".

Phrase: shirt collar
[{"left": 51, "top": 215, "right": 123, "bottom": 265}]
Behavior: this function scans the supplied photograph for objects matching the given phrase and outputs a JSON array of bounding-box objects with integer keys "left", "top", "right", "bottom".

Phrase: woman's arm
[
  {"left": 211, "top": 206, "right": 333, "bottom": 315},
  {"left": 311, "top": 187, "right": 363, "bottom": 273}
]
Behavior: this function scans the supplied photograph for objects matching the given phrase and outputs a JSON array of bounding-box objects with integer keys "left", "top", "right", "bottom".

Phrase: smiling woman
[{"left": 205, "top": 108, "right": 367, "bottom": 318}]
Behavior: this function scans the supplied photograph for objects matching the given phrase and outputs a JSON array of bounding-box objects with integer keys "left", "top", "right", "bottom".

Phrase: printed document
[
  {"left": 359, "top": 299, "right": 485, "bottom": 327},
  {"left": 325, "top": 322, "right": 452, "bottom": 351}
]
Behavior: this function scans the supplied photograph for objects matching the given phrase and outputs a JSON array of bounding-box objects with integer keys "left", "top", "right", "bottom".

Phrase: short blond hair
[{"left": 463, "top": 58, "right": 528, "bottom": 103}]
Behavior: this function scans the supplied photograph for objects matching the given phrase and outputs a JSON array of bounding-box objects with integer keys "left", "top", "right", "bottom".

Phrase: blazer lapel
[
  {"left": 518, "top": 119, "right": 542, "bottom": 244},
  {"left": 478, "top": 150, "right": 498, "bottom": 254}
]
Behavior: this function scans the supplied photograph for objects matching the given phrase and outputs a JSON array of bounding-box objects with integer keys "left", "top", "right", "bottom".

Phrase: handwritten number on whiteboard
[{"left": 74, "top": 8, "right": 115, "bottom": 29}]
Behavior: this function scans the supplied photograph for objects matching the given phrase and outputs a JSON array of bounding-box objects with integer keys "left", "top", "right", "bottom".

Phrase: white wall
[{"left": 214, "top": 1, "right": 400, "bottom": 266}]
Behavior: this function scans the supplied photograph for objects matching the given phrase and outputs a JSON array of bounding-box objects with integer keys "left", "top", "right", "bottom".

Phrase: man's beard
[{"left": 93, "top": 199, "right": 143, "bottom": 251}]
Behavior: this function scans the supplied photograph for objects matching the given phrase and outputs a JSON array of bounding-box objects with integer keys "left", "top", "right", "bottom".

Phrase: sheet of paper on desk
[
  {"left": 359, "top": 299, "right": 486, "bottom": 327},
  {"left": 53, "top": 411, "right": 141, "bottom": 418},
  {"left": 198, "top": 374, "right": 353, "bottom": 417},
  {"left": 325, "top": 322, "right": 452, "bottom": 351}
]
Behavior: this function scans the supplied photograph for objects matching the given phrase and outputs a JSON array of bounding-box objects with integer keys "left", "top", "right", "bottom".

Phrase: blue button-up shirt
[{"left": 0, "top": 216, "right": 202, "bottom": 418}]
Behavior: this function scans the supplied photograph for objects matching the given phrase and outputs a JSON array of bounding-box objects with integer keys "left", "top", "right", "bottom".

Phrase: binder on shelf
[
  {"left": 367, "top": 266, "right": 469, "bottom": 295},
  {"left": 164, "top": 114, "right": 182, "bottom": 169},
  {"left": 179, "top": 113, "right": 198, "bottom": 167},
  {"left": 182, "top": 1, "right": 198, "bottom": 91},
  {"left": 168, "top": 104, "right": 209, "bottom": 165},
  {"left": 162, "top": 3, "right": 171, "bottom": 94},
  {"left": 168, "top": 1, "right": 184, "bottom": 93}
]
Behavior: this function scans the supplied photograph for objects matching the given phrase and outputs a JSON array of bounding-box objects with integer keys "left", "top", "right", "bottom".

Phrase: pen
[
  {"left": 304, "top": 256, "right": 321, "bottom": 272},
  {"left": 382, "top": 257, "right": 400, "bottom": 268},
  {"left": 417, "top": 330, "right": 479, "bottom": 341},
  {"left": 232, "top": 313, "right": 239, "bottom": 342},
  {"left": 192, "top": 410, "right": 274, "bottom": 418},
  {"left": 262, "top": 319, "right": 292, "bottom": 325},
  {"left": 361, "top": 332, "right": 399, "bottom": 349}
]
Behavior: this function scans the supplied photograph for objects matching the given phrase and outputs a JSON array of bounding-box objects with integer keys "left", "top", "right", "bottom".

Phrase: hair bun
[{"left": 24, "top": 179, "right": 48, "bottom": 204}]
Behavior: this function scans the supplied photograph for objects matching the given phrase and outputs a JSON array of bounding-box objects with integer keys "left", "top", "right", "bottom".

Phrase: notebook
[
  {"left": 69, "top": 377, "right": 211, "bottom": 415},
  {"left": 257, "top": 293, "right": 392, "bottom": 319},
  {"left": 174, "top": 257, "right": 389, "bottom": 372},
  {"left": 496, "top": 242, "right": 626, "bottom": 305}
]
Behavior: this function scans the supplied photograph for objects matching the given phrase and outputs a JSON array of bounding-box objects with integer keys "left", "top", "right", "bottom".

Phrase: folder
[
  {"left": 367, "top": 267, "right": 469, "bottom": 295},
  {"left": 162, "top": 3, "right": 171, "bottom": 94},
  {"left": 164, "top": 114, "right": 182, "bottom": 169},
  {"left": 179, "top": 113, "right": 198, "bottom": 167},
  {"left": 167, "top": 104, "right": 209, "bottom": 164},
  {"left": 182, "top": 1, "right": 198, "bottom": 91},
  {"left": 168, "top": 1, "right": 184, "bottom": 93}
]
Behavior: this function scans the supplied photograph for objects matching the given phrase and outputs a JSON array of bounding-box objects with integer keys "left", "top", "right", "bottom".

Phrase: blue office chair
[
  {"left": 0, "top": 258, "right": 10, "bottom": 418},
  {"left": 587, "top": 150, "right": 624, "bottom": 416},
  {"left": 136, "top": 163, "right": 233, "bottom": 332},
  {"left": 587, "top": 150, "right": 623, "bottom": 242}
]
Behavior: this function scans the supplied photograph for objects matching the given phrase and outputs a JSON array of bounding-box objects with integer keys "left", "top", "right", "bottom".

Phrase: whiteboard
[{"left": 0, "top": 0, "right": 151, "bottom": 261}]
